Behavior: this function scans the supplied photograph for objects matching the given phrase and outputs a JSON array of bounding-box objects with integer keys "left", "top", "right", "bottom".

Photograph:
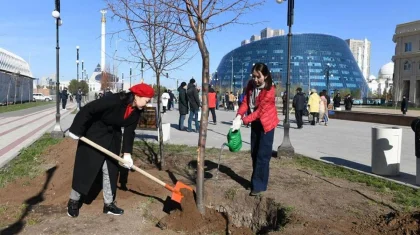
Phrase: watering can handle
[{"left": 80, "top": 137, "right": 167, "bottom": 188}]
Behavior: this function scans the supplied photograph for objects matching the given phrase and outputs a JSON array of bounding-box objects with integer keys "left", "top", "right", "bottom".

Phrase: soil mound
[
  {"left": 377, "top": 211, "right": 420, "bottom": 235},
  {"left": 157, "top": 189, "right": 253, "bottom": 235}
]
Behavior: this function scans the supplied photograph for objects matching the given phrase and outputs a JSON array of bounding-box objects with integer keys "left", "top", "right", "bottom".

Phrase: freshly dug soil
[
  {"left": 376, "top": 211, "right": 420, "bottom": 235},
  {"left": 157, "top": 189, "right": 253, "bottom": 235}
]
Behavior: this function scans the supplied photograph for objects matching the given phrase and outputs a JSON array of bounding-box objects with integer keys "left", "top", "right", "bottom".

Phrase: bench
[
  {"left": 328, "top": 110, "right": 416, "bottom": 127},
  {"left": 136, "top": 106, "right": 170, "bottom": 142}
]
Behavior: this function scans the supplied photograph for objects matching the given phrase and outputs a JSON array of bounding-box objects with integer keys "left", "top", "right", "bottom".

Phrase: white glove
[
  {"left": 68, "top": 132, "right": 80, "bottom": 140},
  {"left": 122, "top": 153, "right": 133, "bottom": 169},
  {"left": 231, "top": 115, "right": 242, "bottom": 131}
]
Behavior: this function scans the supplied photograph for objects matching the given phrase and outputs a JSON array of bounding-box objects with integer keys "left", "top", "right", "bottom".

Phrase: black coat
[
  {"left": 178, "top": 87, "right": 189, "bottom": 115},
  {"left": 401, "top": 98, "right": 408, "bottom": 112},
  {"left": 292, "top": 92, "right": 305, "bottom": 111},
  {"left": 61, "top": 90, "right": 69, "bottom": 101},
  {"left": 76, "top": 90, "right": 83, "bottom": 102},
  {"left": 69, "top": 93, "right": 142, "bottom": 197},
  {"left": 344, "top": 97, "right": 353, "bottom": 110},
  {"left": 187, "top": 83, "right": 200, "bottom": 111},
  {"left": 333, "top": 96, "right": 341, "bottom": 107}
]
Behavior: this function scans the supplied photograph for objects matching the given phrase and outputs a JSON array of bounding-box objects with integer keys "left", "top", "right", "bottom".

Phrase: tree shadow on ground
[
  {"left": 320, "top": 156, "right": 417, "bottom": 186},
  {"left": 188, "top": 160, "right": 251, "bottom": 190},
  {"left": 0, "top": 166, "right": 57, "bottom": 235},
  {"left": 133, "top": 139, "right": 159, "bottom": 167}
]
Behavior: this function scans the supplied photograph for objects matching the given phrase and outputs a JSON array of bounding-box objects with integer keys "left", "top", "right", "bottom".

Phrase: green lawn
[
  {"left": 0, "top": 102, "right": 53, "bottom": 113},
  {"left": 0, "top": 134, "right": 62, "bottom": 188}
]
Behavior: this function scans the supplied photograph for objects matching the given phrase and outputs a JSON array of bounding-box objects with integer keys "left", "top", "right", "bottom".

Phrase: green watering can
[
  {"left": 226, "top": 128, "right": 242, "bottom": 152},
  {"left": 216, "top": 128, "right": 242, "bottom": 180}
]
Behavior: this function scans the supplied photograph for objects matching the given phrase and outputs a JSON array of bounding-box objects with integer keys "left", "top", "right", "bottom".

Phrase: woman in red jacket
[
  {"left": 208, "top": 85, "right": 217, "bottom": 124},
  {"left": 231, "top": 62, "right": 279, "bottom": 196}
]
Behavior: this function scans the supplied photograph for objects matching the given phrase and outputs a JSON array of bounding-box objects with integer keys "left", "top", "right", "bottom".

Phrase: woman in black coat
[
  {"left": 67, "top": 83, "right": 154, "bottom": 218},
  {"left": 177, "top": 82, "right": 189, "bottom": 131}
]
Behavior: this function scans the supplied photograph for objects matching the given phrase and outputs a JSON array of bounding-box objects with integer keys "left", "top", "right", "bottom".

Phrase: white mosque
[{"left": 366, "top": 62, "right": 394, "bottom": 97}]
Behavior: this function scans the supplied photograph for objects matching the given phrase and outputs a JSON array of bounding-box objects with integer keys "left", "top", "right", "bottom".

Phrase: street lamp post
[
  {"left": 241, "top": 63, "right": 244, "bottom": 92},
  {"left": 277, "top": 0, "right": 295, "bottom": 158},
  {"left": 141, "top": 59, "right": 144, "bottom": 83},
  {"left": 51, "top": 4, "right": 64, "bottom": 138},
  {"left": 325, "top": 63, "right": 332, "bottom": 96},
  {"left": 130, "top": 67, "right": 132, "bottom": 87},
  {"left": 231, "top": 56, "right": 234, "bottom": 92},
  {"left": 81, "top": 60, "right": 84, "bottom": 82},
  {"left": 121, "top": 72, "right": 124, "bottom": 91},
  {"left": 76, "top": 46, "right": 79, "bottom": 81}
]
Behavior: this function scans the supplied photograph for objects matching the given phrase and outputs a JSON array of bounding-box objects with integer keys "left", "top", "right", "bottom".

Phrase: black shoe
[
  {"left": 103, "top": 202, "right": 124, "bottom": 215},
  {"left": 250, "top": 190, "right": 263, "bottom": 196},
  {"left": 67, "top": 199, "right": 80, "bottom": 218}
]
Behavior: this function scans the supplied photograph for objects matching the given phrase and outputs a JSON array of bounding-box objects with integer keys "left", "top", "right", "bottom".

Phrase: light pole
[
  {"left": 141, "top": 59, "right": 144, "bottom": 83},
  {"left": 130, "top": 67, "right": 132, "bottom": 87},
  {"left": 324, "top": 63, "right": 332, "bottom": 96},
  {"left": 241, "top": 63, "right": 244, "bottom": 92},
  {"left": 121, "top": 72, "right": 124, "bottom": 91},
  {"left": 51, "top": 3, "right": 64, "bottom": 138},
  {"left": 231, "top": 56, "right": 234, "bottom": 92},
  {"left": 277, "top": 0, "right": 295, "bottom": 158},
  {"left": 76, "top": 46, "right": 79, "bottom": 81},
  {"left": 81, "top": 60, "right": 84, "bottom": 82}
]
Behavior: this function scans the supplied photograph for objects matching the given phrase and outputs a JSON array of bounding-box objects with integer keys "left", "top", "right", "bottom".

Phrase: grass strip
[
  {"left": 0, "top": 102, "right": 52, "bottom": 114},
  {"left": 0, "top": 134, "right": 62, "bottom": 188}
]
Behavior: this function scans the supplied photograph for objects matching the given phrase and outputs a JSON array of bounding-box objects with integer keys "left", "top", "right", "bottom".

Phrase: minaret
[{"left": 100, "top": 10, "right": 107, "bottom": 72}]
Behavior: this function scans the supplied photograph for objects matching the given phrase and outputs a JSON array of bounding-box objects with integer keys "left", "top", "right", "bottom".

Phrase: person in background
[
  {"left": 322, "top": 89, "right": 330, "bottom": 108},
  {"left": 228, "top": 92, "right": 235, "bottom": 111},
  {"left": 104, "top": 87, "right": 113, "bottom": 97},
  {"left": 333, "top": 93, "right": 341, "bottom": 110},
  {"left": 293, "top": 87, "right": 305, "bottom": 129},
  {"left": 224, "top": 92, "right": 229, "bottom": 110},
  {"left": 238, "top": 88, "right": 246, "bottom": 109},
  {"left": 319, "top": 91, "right": 328, "bottom": 126},
  {"left": 67, "top": 83, "right": 154, "bottom": 218},
  {"left": 308, "top": 89, "right": 320, "bottom": 125},
  {"left": 76, "top": 87, "right": 83, "bottom": 110},
  {"left": 344, "top": 94, "right": 353, "bottom": 111},
  {"left": 401, "top": 95, "right": 408, "bottom": 115},
  {"left": 168, "top": 90, "right": 176, "bottom": 111},
  {"left": 161, "top": 90, "right": 170, "bottom": 113},
  {"left": 282, "top": 92, "right": 288, "bottom": 115},
  {"left": 216, "top": 91, "right": 220, "bottom": 110},
  {"left": 208, "top": 85, "right": 217, "bottom": 124},
  {"left": 61, "top": 87, "right": 69, "bottom": 110},
  {"left": 231, "top": 62, "right": 279, "bottom": 196},
  {"left": 178, "top": 82, "right": 189, "bottom": 130},
  {"left": 187, "top": 78, "right": 201, "bottom": 132}
]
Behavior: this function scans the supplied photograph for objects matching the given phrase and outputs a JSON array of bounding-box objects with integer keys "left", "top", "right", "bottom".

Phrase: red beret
[{"left": 129, "top": 83, "right": 154, "bottom": 98}]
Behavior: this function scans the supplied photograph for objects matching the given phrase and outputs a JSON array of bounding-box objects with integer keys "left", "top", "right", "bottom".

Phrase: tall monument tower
[{"left": 100, "top": 10, "right": 107, "bottom": 72}]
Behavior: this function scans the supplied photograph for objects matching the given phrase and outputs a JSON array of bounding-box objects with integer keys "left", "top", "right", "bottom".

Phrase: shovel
[{"left": 79, "top": 137, "right": 192, "bottom": 204}]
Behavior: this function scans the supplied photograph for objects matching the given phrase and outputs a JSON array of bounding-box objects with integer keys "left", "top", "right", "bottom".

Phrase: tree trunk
[
  {"left": 156, "top": 73, "right": 164, "bottom": 169},
  {"left": 196, "top": 36, "right": 210, "bottom": 215}
]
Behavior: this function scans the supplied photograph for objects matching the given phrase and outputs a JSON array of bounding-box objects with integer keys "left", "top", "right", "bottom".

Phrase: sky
[{"left": 0, "top": 0, "right": 419, "bottom": 89}]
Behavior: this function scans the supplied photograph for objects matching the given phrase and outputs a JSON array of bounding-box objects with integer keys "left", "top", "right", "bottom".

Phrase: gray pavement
[
  {"left": 136, "top": 106, "right": 416, "bottom": 187},
  {"left": 0, "top": 102, "right": 55, "bottom": 118}
]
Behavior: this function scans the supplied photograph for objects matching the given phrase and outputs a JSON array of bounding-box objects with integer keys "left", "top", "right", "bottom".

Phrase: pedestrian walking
[
  {"left": 67, "top": 83, "right": 154, "bottom": 218},
  {"left": 178, "top": 82, "right": 189, "bottom": 131},
  {"left": 333, "top": 93, "right": 341, "bottom": 110},
  {"left": 61, "top": 87, "right": 69, "bottom": 110},
  {"left": 208, "top": 85, "right": 217, "bottom": 124},
  {"left": 344, "top": 94, "right": 353, "bottom": 111},
  {"left": 187, "top": 78, "right": 201, "bottom": 132},
  {"left": 224, "top": 92, "right": 229, "bottom": 110},
  {"left": 293, "top": 87, "right": 305, "bottom": 129},
  {"left": 76, "top": 88, "right": 83, "bottom": 110},
  {"left": 282, "top": 92, "right": 288, "bottom": 115},
  {"left": 231, "top": 62, "right": 279, "bottom": 196},
  {"left": 161, "top": 90, "right": 170, "bottom": 113},
  {"left": 168, "top": 90, "right": 175, "bottom": 111},
  {"left": 228, "top": 92, "right": 235, "bottom": 111},
  {"left": 308, "top": 89, "right": 320, "bottom": 125},
  {"left": 216, "top": 91, "right": 220, "bottom": 110},
  {"left": 401, "top": 95, "right": 408, "bottom": 115},
  {"left": 320, "top": 91, "right": 328, "bottom": 126}
]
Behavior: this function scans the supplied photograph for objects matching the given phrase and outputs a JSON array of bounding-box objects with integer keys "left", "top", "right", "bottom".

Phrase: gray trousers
[{"left": 70, "top": 161, "right": 113, "bottom": 204}]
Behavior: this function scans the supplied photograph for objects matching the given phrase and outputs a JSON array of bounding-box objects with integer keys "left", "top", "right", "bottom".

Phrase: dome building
[{"left": 213, "top": 33, "right": 368, "bottom": 97}]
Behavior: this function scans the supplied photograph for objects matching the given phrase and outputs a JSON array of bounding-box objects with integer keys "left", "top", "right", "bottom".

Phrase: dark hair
[
  {"left": 180, "top": 82, "right": 187, "bottom": 88},
  {"left": 119, "top": 91, "right": 134, "bottom": 105},
  {"left": 252, "top": 62, "right": 273, "bottom": 90},
  {"left": 296, "top": 87, "right": 302, "bottom": 92},
  {"left": 190, "top": 78, "right": 196, "bottom": 84}
]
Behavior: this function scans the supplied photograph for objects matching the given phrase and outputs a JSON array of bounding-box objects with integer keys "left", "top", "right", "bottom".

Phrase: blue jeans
[
  {"left": 250, "top": 121, "right": 275, "bottom": 192},
  {"left": 188, "top": 110, "right": 200, "bottom": 132},
  {"left": 179, "top": 114, "right": 186, "bottom": 130}
]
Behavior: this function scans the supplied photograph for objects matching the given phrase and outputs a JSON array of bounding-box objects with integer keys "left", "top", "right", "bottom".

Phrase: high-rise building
[
  {"left": 392, "top": 20, "right": 420, "bottom": 105},
  {"left": 345, "top": 38, "right": 371, "bottom": 80},
  {"left": 241, "top": 28, "right": 285, "bottom": 46}
]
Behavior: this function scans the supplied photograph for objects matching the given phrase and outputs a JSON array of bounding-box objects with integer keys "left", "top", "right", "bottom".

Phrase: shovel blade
[{"left": 171, "top": 181, "right": 193, "bottom": 203}]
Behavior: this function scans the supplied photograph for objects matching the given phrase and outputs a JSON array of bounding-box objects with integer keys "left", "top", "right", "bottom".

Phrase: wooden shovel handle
[{"left": 80, "top": 137, "right": 167, "bottom": 189}]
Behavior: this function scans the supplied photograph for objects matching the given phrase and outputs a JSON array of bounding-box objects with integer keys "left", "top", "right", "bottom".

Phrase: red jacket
[
  {"left": 237, "top": 81, "right": 279, "bottom": 133},
  {"left": 208, "top": 92, "right": 216, "bottom": 108}
]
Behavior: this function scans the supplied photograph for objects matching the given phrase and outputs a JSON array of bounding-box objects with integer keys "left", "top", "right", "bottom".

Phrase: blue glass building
[{"left": 213, "top": 33, "right": 368, "bottom": 96}]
